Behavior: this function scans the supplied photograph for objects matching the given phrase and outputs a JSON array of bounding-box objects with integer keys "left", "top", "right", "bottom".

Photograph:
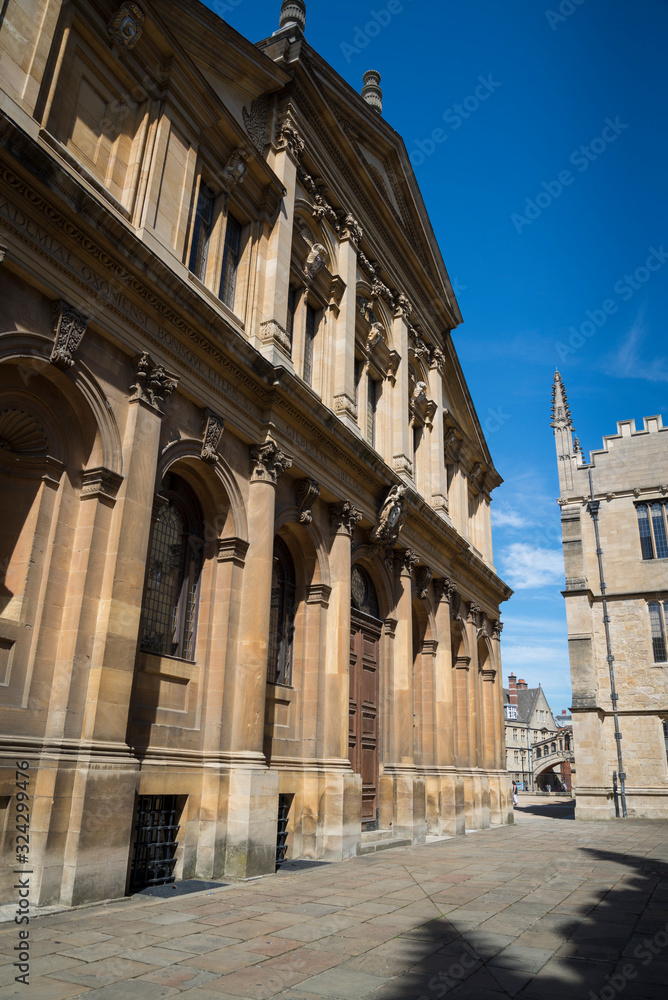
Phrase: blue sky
[{"left": 206, "top": 0, "right": 668, "bottom": 714}]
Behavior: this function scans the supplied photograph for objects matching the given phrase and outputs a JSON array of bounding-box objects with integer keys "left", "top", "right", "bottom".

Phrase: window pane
[
  {"left": 651, "top": 504, "right": 668, "bottom": 558},
  {"left": 303, "top": 304, "right": 316, "bottom": 386},
  {"left": 189, "top": 184, "right": 215, "bottom": 280},
  {"left": 649, "top": 602, "right": 667, "bottom": 662},
  {"left": 286, "top": 286, "right": 296, "bottom": 347},
  {"left": 267, "top": 539, "right": 296, "bottom": 685},
  {"left": 220, "top": 214, "right": 241, "bottom": 308},
  {"left": 664, "top": 719, "right": 668, "bottom": 765},
  {"left": 637, "top": 504, "right": 654, "bottom": 559}
]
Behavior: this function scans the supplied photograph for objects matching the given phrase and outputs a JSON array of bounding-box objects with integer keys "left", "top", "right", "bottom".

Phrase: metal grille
[
  {"left": 303, "top": 304, "right": 316, "bottom": 385},
  {"left": 129, "top": 795, "right": 180, "bottom": 892},
  {"left": 649, "top": 601, "right": 667, "bottom": 663},
  {"left": 220, "top": 214, "right": 241, "bottom": 308},
  {"left": 189, "top": 183, "right": 215, "bottom": 279},
  {"left": 275, "top": 794, "right": 292, "bottom": 870},
  {"left": 141, "top": 505, "right": 184, "bottom": 656}
]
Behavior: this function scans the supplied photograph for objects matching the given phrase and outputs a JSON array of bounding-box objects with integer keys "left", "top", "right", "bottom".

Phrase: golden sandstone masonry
[
  {"left": 0, "top": 0, "right": 512, "bottom": 907},
  {"left": 552, "top": 371, "right": 668, "bottom": 820}
]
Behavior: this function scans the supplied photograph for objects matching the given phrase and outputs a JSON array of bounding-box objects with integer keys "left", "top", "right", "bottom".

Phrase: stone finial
[
  {"left": 362, "top": 70, "right": 383, "bottom": 114},
  {"left": 279, "top": 0, "right": 306, "bottom": 32}
]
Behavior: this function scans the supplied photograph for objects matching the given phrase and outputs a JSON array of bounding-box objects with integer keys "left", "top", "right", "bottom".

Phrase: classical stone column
[
  {"left": 433, "top": 578, "right": 456, "bottom": 767},
  {"left": 228, "top": 440, "right": 292, "bottom": 752},
  {"left": 428, "top": 353, "right": 448, "bottom": 517},
  {"left": 391, "top": 548, "right": 418, "bottom": 765},
  {"left": 391, "top": 310, "right": 411, "bottom": 482}
]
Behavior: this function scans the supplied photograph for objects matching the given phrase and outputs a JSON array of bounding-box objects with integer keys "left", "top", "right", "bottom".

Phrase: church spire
[{"left": 551, "top": 371, "right": 577, "bottom": 494}]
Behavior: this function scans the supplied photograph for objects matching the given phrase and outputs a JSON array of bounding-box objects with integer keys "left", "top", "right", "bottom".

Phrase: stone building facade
[
  {"left": 503, "top": 674, "right": 563, "bottom": 790},
  {"left": 0, "top": 0, "right": 512, "bottom": 907},
  {"left": 552, "top": 371, "right": 668, "bottom": 818}
]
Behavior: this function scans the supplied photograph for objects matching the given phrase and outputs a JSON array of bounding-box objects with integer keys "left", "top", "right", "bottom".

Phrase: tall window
[
  {"left": 220, "top": 213, "right": 242, "bottom": 309},
  {"left": 636, "top": 502, "right": 668, "bottom": 560},
  {"left": 303, "top": 303, "right": 317, "bottom": 386},
  {"left": 286, "top": 286, "right": 297, "bottom": 348},
  {"left": 367, "top": 375, "right": 377, "bottom": 447},
  {"left": 648, "top": 601, "right": 668, "bottom": 662},
  {"left": 267, "top": 537, "right": 296, "bottom": 685},
  {"left": 188, "top": 183, "right": 215, "bottom": 280},
  {"left": 140, "top": 475, "right": 204, "bottom": 660},
  {"left": 663, "top": 719, "right": 668, "bottom": 765}
]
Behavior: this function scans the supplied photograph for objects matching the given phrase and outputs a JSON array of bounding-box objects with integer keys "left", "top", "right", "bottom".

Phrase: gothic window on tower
[
  {"left": 648, "top": 601, "right": 668, "bottom": 662},
  {"left": 636, "top": 502, "right": 668, "bottom": 560},
  {"left": 140, "top": 475, "right": 204, "bottom": 661}
]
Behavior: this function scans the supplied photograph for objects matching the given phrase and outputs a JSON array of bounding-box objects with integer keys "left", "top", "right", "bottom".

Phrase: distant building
[
  {"left": 552, "top": 371, "right": 668, "bottom": 819},
  {"left": 532, "top": 726, "right": 574, "bottom": 792},
  {"left": 555, "top": 709, "right": 572, "bottom": 728},
  {"left": 503, "top": 674, "right": 568, "bottom": 790}
]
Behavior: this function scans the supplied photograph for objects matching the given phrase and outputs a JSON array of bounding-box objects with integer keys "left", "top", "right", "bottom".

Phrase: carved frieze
[
  {"left": 201, "top": 408, "right": 224, "bottom": 463},
  {"left": 242, "top": 95, "right": 270, "bottom": 153},
  {"left": 51, "top": 300, "right": 88, "bottom": 369},
  {"left": 370, "top": 484, "right": 407, "bottom": 547},
  {"left": 329, "top": 500, "right": 362, "bottom": 536},
  {"left": 296, "top": 477, "right": 320, "bottom": 524},
  {"left": 129, "top": 352, "right": 178, "bottom": 410},
  {"left": 250, "top": 440, "right": 292, "bottom": 484},
  {"left": 108, "top": 3, "right": 145, "bottom": 49}
]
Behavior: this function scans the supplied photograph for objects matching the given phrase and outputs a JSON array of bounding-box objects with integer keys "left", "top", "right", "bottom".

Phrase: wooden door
[{"left": 349, "top": 609, "right": 382, "bottom": 829}]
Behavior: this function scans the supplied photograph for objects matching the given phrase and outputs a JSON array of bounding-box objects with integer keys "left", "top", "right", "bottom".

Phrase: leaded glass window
[
  {"left": 140, "top": 475, "right": 204, "bottom": 660},
  {"left": 220, "top": 213, "right": 242, "bottom": 308},
  {"left": 188, "top": 183, "right": 215, "bottom": 280},
  {"left": 636, "top": 502, "right": 668, "bottom": 560},
  {"left": 303, "top": 304, "right": 317, "bottom": 386},
  {"left": 648, "top": 601, "right": 668, "bottom": 663},
  {"left": 267, "top": 537, "right": 296, "bottom": 686}
]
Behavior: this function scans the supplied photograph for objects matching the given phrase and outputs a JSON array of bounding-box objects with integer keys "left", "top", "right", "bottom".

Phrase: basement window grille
[
  {"left": 129, "top": 795, "right": 180, "bottom": 892},
  {"left": 275, "top": 794, "right": 292, "bottom": 870}
]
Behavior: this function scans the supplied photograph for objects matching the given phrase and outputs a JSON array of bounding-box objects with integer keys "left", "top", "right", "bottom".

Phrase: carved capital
[
  {"left": 129, "top": 352, "right": 178, "bottom": 411},
  {"left": 434, "top": 577, "right": 456, "bottom": 606},
  {"left": 383, "top": 617, "right": 398, "bottom": 638},
  {"left": 201, "top": 408, "right": 224, "bottom": 463},
  {"left": 276, "top": 110, "right": 304, "bottom": 160},
  {"left": 51, "top": 300, "right": 88, "bottom": 369},
  {"left": 80, "top": 467, "right": 123, "bottom": 504},
  {"left": 296, "top": 478, "right": 320, "bottom": 524},
  {"left": 370, "top": 484, "right": 407, "bottom": 547},
  {"left": 467, "top": 601, "right": 482, "bottom": 626},
  {"left": 217, "top": 537, "right": 250, "bottom": 566},
  {"left": 250, "top": 440, "right": 292, "bottom": 484},
  {"left": 415, "top": 565, "right": 433, "bottom": 600},
  {"left": 397, "top": 547, "right": 419, "bottom": 578},
  {"left": 260, "top": 319, "right": 292, "bottom": 354},
  {"left": 329, "top": 500, "right": 362, "bottom": 536},
  {"left": 108, "top": 3, "right": 145, "bottom": 49},
  {"left": 492, "top": 619, "right": 503, "bottom": 641}
]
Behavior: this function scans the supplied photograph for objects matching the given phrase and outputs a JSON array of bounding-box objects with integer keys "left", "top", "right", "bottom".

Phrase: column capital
[
  {"left": 250, "top": 440, "right": 292, "bottom": 484},
  {"left": 129, "top": 352, "right": 178, "bottom": 412},
  {"left": 329, "top": 500, "right": 362, "bottom": 536},
  {"left": 433, "top": 576, "right": 457, "bottom": 606},
  {"left": 396, "top": 547, "right": 419, "bottom": 578},
  {"left": 492, "top": 618, "right": 504, "bottom": 641}
]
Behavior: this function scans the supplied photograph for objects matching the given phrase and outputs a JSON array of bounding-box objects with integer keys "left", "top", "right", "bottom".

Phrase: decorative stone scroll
[
  {"left": 329, "top": 500, "right": 362, "bottom": 536},
  {"left": 370, "top": 484, "right": 407, "bottom": 547},
  {"left": 51, "top": 300, "right": 88, "bottom": 370},
  {"left": 250, "top": 440, "right": 292, "bottom": 484},
  {"left": 276, "top": 110, "right": 304, "bottom": 161},
  {"left": 415, "top": 565, "right": 433, "bottom": 600},
  {"left": 201, "top": 409, "right": 224, "bottom": 464},
  {"left": 108, "top": 3, "right": 145, "bottom": 49},
  {"left": 296, "top": 478, "right": 320, "bottom": 524},
  {"left": 129, "top": 352, "right": 178, "bottom": 410}
]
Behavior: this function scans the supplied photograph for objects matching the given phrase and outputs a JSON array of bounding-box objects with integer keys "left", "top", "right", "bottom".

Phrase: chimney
[
  {"left": 508, "top": 673, "right": 518, "bottom": 706},
  {"left": 517, "top": 678, "right": 528, "bottom": 690},
  {"left": 361, "top": 70, "right": 383, "bottom": 114},
  {"left": 279, "top": 0, "right": 306, "bottom": 33}
]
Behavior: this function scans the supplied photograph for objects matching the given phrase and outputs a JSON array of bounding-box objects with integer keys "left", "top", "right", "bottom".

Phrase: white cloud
[
  {"left": 498, "top": 542, "right": 564, "bottom": 589},
  {"left": 604, "top": 311, "right": 668, "bottom": 383},
  {"left": 491, "top": 505, "right": 526, "bottom": 529}
]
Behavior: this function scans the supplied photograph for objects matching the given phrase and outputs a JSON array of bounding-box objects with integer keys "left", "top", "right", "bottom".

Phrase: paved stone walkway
[{"left": 2, "top": 798, "right": 668, "bottom": 1000}]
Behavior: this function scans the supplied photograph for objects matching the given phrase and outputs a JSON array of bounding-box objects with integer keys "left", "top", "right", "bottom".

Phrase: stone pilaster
[
  {"left": 391, "top": 311, "right": 411, "bottom": 481},
  {"left": 332, "top": 232, "right": 359, "bottom": 433}
]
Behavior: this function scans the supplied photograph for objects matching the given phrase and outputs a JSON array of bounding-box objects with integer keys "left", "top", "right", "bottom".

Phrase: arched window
[
  {"left": 536, "top": 747, "right": 541, "bottom": 759},
  {"left": 551, "top": 742, "right": 556, "bottom": 754},
  {"left": 351, "top": 565, "right": 380, "bottom": 619},
  {"left": 140, "top": 474, "right": 204, "bottom": 660},
  {"left": 267, "top": 537, "right": 296, "bottom": 686}
]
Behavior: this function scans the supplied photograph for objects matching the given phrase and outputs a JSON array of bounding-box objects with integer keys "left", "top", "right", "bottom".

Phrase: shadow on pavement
[
  {"left": 362, "top": 844, "right": 668, "bottom": 1000},
  {"left": 514, "top": 799, "right": 576, "bottom": 820}
]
